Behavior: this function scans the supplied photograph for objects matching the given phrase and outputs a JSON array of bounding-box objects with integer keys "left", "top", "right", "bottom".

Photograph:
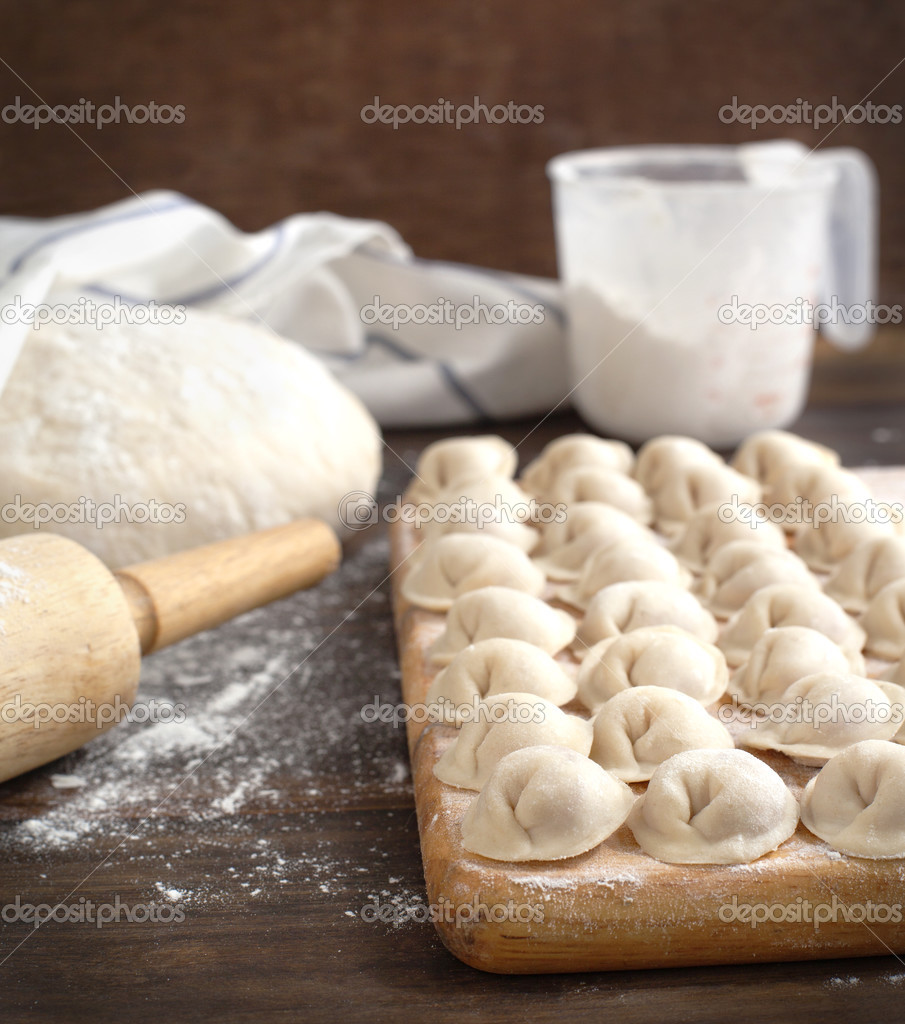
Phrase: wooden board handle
[{"left": 114, "top": 519, "right": 341, "bottom": 654}]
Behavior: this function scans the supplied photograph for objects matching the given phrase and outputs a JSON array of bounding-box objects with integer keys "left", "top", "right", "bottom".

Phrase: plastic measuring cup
[{"left": 547, "top": 141, "right": 877, "bottom": 447}]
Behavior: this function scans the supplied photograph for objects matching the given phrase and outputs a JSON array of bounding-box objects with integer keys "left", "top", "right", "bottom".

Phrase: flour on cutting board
[{"left": 0, "top": 536, "right": 409, "bottom": 906}]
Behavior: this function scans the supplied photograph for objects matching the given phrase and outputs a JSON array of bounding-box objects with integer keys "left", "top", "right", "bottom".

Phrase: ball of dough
[
  {"left": 460, "top": 745, "right": 635, "bottom": 862},
  {"left": 0, "top": 311, "right": 382, "bottom": 567}
]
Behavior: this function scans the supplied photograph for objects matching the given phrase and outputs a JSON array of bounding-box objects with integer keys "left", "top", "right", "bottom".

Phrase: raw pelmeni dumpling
[
  {"left": 741, "top": 671, "right": 900, "bottom": 766},
  {"left": 405, "top": 435, "right": 517, "bottom": 502},
  {"left": 433, "top": 693, "right": 592, "bottom": 790},
  {"left": 427, "top": 587, "right": 576, "bottom": 665},
  {"left": 647, "top": 461, "right": 762, "bottom": 535},
  {"left": 576, "top": 625, "right": 728, "bottom": 712},
  {"left": 633, "top": 435, "right": 723, "bottom": 494},
  {"left": 545, "top": 465, "right": 653, "bottom": 525},
  {"left": 424, "top": 638, "right": 578, "bottom": 720},
  {"left": 574, "top": 581, "right": 718, "bottom": 653},
  {"left": 793, "top": 514, "right": 894, "bottom": 573},
  {"left": 401, "top": 534, "right": 545, "bottom": 611},
  {"left": 627, "top": 748, "right": 799, "bottom": 864},
  {"left": 859, "top": 579, "right": 905, "bottom": 661},
  {"left": 695, "top": 541, "right": 818, "bottom": 620},
  {"left": 520, "top": 434, "right": 634, "bottom": 495},
  {"left": 590, "top": 686, "right": 734, "bottom": 782},
  {"left": 731, "top": 430, "right": 839, "bottom": 488},
  {"left": 766, "top": 464, "right": 870, "bottom": 517},
  {"left": 415, "top": 475, "right": 539, "bottom": 552},
  {"left": 718, "top": 583, "right": 866, "bottom": 667},
  {"left": 877, "top": 681, "right": 905, "bottom": 744},
  {"left": 825, "top": 535, "right": 905, "bottom": 614},
  {"left": 670, "top": 502, "right": 787, "bottom": 574},
  {"left": 460, "top": 745, "right": 635, "bottom": 862},
  {"left": 531, "top": 502, "right": 653, "bottom": 581},
  {"left": 730, "top": 626, "right": 865, "bottom": 705},
  {"left": 556, "top": 541, "right": 690, "bottom": 611},
  {"left": 800, "top": 740, "right": 905, "bottom": 858}
]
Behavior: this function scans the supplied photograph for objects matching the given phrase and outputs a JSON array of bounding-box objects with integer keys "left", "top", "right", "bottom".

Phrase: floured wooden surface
[{"left": 389, "top": 466, "right": 905, "bottom": 973}]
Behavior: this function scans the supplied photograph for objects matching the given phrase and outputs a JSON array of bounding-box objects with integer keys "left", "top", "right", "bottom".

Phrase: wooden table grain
[{"left": 2, "top": 396, "right": 905, "bottom": 1022}]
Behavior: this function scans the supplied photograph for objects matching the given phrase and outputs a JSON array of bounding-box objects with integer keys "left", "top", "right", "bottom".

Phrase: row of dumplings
[
  {"left": 399, "top": 431, "right": 905, "bottom": 865},
  {"left": 459, "top": 738, "right": 905, "bottom": 866},
  {"left": 403, "top": 430, "right": 905, "bottom": 666}
]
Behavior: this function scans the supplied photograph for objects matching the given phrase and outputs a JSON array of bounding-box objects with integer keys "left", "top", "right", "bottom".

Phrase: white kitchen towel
[{"left": 0, "top": 191, "right": 569, "bottom": 426}]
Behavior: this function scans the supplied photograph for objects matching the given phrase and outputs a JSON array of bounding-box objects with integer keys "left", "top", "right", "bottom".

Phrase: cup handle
[{"left": 807, "top": 147, "right": 878, "bottom": 350}]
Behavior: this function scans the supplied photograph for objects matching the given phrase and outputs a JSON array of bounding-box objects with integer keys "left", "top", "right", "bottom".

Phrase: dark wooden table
[{"left": 2, "top": 392, "right": 905, "bottom": 1022}]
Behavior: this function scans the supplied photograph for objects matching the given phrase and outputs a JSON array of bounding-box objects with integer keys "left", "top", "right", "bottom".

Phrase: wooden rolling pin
[{"left": 0, "top": 520, "right": 341, "bottom": 784}]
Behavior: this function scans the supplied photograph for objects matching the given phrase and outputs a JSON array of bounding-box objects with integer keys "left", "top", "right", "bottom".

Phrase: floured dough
[
  {"left": 545, "top": 466, "right": 653, "bottom": 524},
  {"left": 800, "top": 740, "right": 905, "bottom": 859},
  {"left": 741, "top": 671, "right": 899, "bottom": 765},
  {"left": 731, "top": 429, "right": 839, "bottom": 488},
  {"left": 460, "top": 745, "right": 635, "bottom": 862},
  {"left": 633, "top": 435, "right": 723, "bottom": 494},
  {"left": 405, "top": 435, "right": 517, "bottom": 502},
  {"left": 574, "top": 581, "right": 719, "bottom": 653},
  {"left": 424, "top": 638, "right": 578, "bottom": 720},
  {"left": 520, "top": 434, "right": 634, "bottom": 495},
  {"left": 670, "top": 502, "right": 787, "bottom": 573},
  {"left": 859, "top": 579, "right": 905, "bottom": 661},
  {"left": 401, "top": 534, "right": 545, "bottom": 611},
  {"left": 556, "top": 541, "right": 689, "bottom": 611},
  {"left": 427, "top": 586, "right": 576, "bottom": 665},
  {"left": 433, "top": 693, "right": 592, "bottom": 790},
  {"left": 0, "top": 311, "right": 382, "bottom": 568},
  {"left": 415, "top": 475, "right": 539, "bottom": 552},
  {"left": 695, "top": 541, "right": 818, "bottom": 619},
  {"left": 730, "top": 625, "right": 865, "bottom": 704},
  {"left": 825, "top": 535, "right": 905, "bottom": 614},
  {"left": 531, "top": 502, "right": 653, "bottom": 581},
  {"left": 576, "top": 625, "right": 728, "bottom": 711},
  {"left": 718, "top": 583, "right": 866, "bottom": 667},
  {"left": 589, "top": 686, "right": 734, "bottom": 782},
  {"left": 627, "top": 748, "right": 799, "bottom": 864},
  {"left": 647, "top": 461, "right": 762, "bottom": 535}
]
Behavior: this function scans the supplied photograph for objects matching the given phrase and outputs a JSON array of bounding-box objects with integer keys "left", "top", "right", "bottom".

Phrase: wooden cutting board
[{"left": 389, "top": 466, "right": 905, "bottom": 974}]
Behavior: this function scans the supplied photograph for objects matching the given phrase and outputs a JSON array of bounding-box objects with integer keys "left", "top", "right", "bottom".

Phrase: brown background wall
[{"left": 1, "top": 0, "right": 903, "bottom": 301}]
